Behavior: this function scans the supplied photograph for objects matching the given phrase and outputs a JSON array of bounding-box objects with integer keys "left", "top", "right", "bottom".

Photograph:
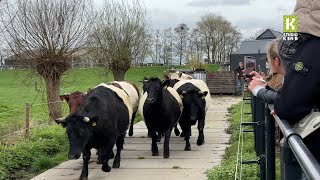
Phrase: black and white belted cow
[
  {"left": 60, "top": 81, "right": 139, "bottom": 137},
  {"left": 172, "top": 79, "right": 211, "bottom": 151},
  {"left": 55, "top": 83, "right": 133, "bottom": 180},
  {"left": 139, "top": 77, "right": 183, "bottom": 158}
]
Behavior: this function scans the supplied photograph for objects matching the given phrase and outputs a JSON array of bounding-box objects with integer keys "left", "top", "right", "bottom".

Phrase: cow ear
[
  {"left": 60, "top": 94, "right": 70, "bottom": 102},
  {"left": 178, "top": 72, "right": 182, "bottom": 78},
  {"left": 55, "top": 117, "right": 67, "bottom": 128},
  {"left": 203, "top": 91, "right": 208, "bottom": 97},
  {"left": 164, "top": 74, "right": 170, "bottom": 80},
  {"left": 161, "top": 79, "right": 170, "bottom": 89}
]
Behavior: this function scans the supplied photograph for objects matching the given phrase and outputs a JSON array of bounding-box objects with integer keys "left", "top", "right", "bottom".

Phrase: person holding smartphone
[
  {"left": 234, "top": 62, "right": 245, "bottom": 96},
  {"left": 250, "top": 0, "right": 320, "bottom": 178}
]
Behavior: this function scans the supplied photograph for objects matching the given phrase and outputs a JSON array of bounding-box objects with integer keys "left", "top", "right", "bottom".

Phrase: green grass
[
  {"left": 206, "top": 101, "right": 281, "bottom": 180},
  {"left": 207, "top": 102, "right": 260, "bottom": 180},
  {"left": 0, "top": 64, "right": 219, "bottom": 179},
  {"left": 0, "top": 125, "right": 68, "bottom": 180}
]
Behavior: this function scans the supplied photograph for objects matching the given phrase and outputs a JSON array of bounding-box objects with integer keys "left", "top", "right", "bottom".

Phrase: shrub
[{"left": 0, "top": 125, "right": 68, "bottom": 179}]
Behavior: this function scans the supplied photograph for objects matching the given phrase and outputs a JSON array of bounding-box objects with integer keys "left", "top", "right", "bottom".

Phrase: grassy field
[{"left": 0, "top": 64, "right": 219, "bottom": 179}]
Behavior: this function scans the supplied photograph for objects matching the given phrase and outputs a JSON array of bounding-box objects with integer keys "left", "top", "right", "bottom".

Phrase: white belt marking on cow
[
  {"left": 173, "top": 79, "right": 211, "bottom": 112},
  {"left": 95, "top": 83, "right": 133, "bottom": 124},
  {"left": 112, "top": 81, "right": 139, "bottom": 112}
]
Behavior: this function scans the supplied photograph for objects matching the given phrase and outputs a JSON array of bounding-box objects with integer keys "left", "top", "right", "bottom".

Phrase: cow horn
[
  {"left": 55, "top": 117, "right": 66, "bottom": 123},
  {"left": 83, "top": 117, "right": 90, "bottom": 122},
  {"left": 198, "top": 91, "right": 203, "bottom": 95},
  {"left": 182, "top": 91, "right": 187, "bottom": 95}
]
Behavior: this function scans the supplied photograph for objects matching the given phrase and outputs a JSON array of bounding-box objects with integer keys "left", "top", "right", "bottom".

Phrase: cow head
[
  {"left": 179, "top": 89, "right": 208, "bottom": 123},
  {"left": 60, "top": 91, "right": 86, "bottom": 114},
  {"left": 145, "top": 77, "right": 170, "bottom": 104},
  {"left": 55, "top": 115, "right": 98, "bottom": 160},
  {"left": 139, "top": 77, "right": 149, "bottom": 93}
]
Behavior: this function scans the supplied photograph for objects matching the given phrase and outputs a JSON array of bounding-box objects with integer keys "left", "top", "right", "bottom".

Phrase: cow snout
[
  {"left": 190, "top": 116, "right": 196, "bottom": 121},
  {"left": 69, "top": 154, "right": 81, "bottom": 160},
  {"left": 146, "top": 98, "right": 154, "bottom": 103}
]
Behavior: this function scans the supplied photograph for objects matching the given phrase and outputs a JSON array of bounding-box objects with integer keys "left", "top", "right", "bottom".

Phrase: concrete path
[{"left": 32, "top": 96, "right": 241, "bottom": 180}]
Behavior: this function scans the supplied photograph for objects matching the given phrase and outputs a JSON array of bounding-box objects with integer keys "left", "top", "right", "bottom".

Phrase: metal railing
[{"left": 241, "top": 93, "right": 320, "bottom": 180}]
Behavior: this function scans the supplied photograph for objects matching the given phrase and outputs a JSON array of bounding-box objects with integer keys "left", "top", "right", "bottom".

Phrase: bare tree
[
  {"left": 2, "top": 0, "right": 93, "bottom": 120},
  {"left": 92, "top": 0, "right": 150, "bottom": 80},
  {"left": 197, "top": 13, "right": 241, "bottom": 64},
  {"left": 149, "top": 29, "right": 162, "bottom": 64},
  {"left": 160, "top": 28, "right": 173, "bottom": 66},
  {"left": 174, "top": 23, "right": 189, "bottom": 65}
]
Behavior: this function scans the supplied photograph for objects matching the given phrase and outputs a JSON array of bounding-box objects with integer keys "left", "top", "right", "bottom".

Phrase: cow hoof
[
  {"left": 79, "top": 177, "right": 88, "bottom": 180},
  {"left": 174, "top": 129, "right": 180, "bottom": 136},
  {"left": 163, "top": 153, "right": 170, "bottom": 159},
  {"left": 112, "top": 163, "right": 120, "bottom": 168},
  {"left": 152, "top": 151, "right": 159, "bottom": 156},
  {"left": 102, "top": 164, "right": 112, "bottom": 172},
  {"left": 184, "top": 146, "right": 191, "bottom": 151},
  {"left": 180, "top": 132, "right": 185, "bottom": 137},
  {"left": 129, "top": 131, "right": 133, "bottom": 137},
  {"left": 197, "top": 139, "right": 205, "bottom": 146}
]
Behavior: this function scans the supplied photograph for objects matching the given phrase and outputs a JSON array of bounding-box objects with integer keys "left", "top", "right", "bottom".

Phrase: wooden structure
[{"left": 206, "top": 71, "right": 236, "bottom": 94}]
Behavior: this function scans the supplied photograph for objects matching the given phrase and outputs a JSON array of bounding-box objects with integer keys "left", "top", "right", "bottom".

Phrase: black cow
[
  {"left": 55, "top": 84, "right": 132, "bottom": 179},
  {"left": 139, "top": 77, "right": 183, "bottom": 158},
  {"left": 173, "top": 79, "right": 211, "bottom": 151},
  {"left": 140, "top": 77, "right": 181, "bottom": 140}
]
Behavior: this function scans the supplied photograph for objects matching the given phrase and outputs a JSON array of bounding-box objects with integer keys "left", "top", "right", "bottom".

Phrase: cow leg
[
  {"left": 96, "top": 148, "right": 114, "bottom": 164},
  {"left": 157, "top": 132, "right": 161, "bottom": 142},
  {"left": 151, "top": 130, "right": 159, "bottom": 156},
  {"left": 184, "top": 124, "right": 191, "bottom": 151},
  {"left": 112, "top": 134, "right": 125, "bottom": 168},
  {"left": 101, "top": 140, "right": 115, "bottom": 172},
  {"left": 197, "top": 115, "right": 205, "bottom": 146},
  {"left": 129, "top": 111, "right": 136, "bottom": 136},
  {"left": 174, "top": 124, "right": 180, "bottom": 136},
  {"left": 163, "top": 127, "right": 173, "bottom": 158},
  {"left": 79, "top": 147, "right": 91, "bottom": 180}
]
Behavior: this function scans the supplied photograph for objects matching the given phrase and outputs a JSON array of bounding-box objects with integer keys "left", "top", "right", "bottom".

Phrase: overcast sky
[{"left": 94, "top": 0, "right": 296, "bottom": 38}]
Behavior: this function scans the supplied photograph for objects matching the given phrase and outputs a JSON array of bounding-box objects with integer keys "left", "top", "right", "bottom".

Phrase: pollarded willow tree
[
  {"left": 2, "top": 0, "right": 93, "bottom": 120},
  {"left": 92, "top": 0, "right": 150, "bottom": 81}
]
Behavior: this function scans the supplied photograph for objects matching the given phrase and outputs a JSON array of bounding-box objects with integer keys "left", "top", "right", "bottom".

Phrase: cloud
[{"left": 187, "top": 0, "right": 251, "bottom": 7}]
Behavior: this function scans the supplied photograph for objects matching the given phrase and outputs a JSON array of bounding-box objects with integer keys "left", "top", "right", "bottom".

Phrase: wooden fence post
[{"left": 25, "top": 102, "right": 30, "bottom": 140}]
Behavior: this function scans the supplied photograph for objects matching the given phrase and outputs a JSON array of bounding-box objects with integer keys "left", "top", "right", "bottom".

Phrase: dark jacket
[
  {"left": 234, "top": 67, "right": 244, "bottom": 79},
  {"left": 256, "top": 86, "right": 278, "bottom": 104}
]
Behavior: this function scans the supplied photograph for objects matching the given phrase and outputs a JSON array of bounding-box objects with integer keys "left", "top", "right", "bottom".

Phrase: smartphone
[{"left": 244, "top": 56, "right": 256, "bottom": 78}]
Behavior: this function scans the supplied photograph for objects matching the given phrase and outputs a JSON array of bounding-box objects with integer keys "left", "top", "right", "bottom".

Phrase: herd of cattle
[{"left": 55, "top": 72, "right": 211, "bottom": 180}]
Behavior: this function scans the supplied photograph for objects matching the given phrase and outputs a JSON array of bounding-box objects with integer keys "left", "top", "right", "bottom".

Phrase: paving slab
[{"left": 32, "top": 96, "right": 241, "bottom": 180}]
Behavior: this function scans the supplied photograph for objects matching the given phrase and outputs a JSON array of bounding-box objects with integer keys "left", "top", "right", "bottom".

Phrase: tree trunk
[
  {"left": 113, "top": 70, "right": 126, "bottom": 81},
  {"left": 44, "top": 76, "right": 62, "bottom": 121}
]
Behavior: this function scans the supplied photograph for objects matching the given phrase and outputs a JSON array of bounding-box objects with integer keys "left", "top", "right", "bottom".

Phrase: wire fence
[{"left": 0, "top": 101, "right": 69, "bottom": 143}]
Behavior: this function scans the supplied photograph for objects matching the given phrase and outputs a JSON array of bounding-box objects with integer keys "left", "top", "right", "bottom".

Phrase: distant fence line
[{"left": 0, "top": 101, "right": 68, "bottom": 142}]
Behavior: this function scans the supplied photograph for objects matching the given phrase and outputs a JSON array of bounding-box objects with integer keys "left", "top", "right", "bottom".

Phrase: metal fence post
[
  {"left": 25, "top": 102, "right": 30, "bottom": 140},
  {"left": 265, "top": 108, "right": 275, "bottom": 180},
  {"left": 251, "top": 95, "right": 266, "bottom": 180},
  {"left": 280, "top": 140, "right": 302, "bottom": 180}
]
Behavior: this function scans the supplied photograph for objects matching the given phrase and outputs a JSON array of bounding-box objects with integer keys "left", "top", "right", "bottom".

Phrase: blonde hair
[{"left": 266, "top": 38, "right": 281, "bottom": 74}]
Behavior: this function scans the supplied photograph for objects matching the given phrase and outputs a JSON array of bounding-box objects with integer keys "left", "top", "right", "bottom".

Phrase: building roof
[
  {"left": 237, "top": 29, "right": 282, "bottom": 54},
  {"left": 237, "top": 39, "right": 272, "bottom": 54},
  {"left": 256, "top": 29, "right": 282, "bottom": 40}
]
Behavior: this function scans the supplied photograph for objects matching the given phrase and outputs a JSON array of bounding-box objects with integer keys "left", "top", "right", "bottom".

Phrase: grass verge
[{"left": 207, "top": 102, "right": 260, "bottom": 179}]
